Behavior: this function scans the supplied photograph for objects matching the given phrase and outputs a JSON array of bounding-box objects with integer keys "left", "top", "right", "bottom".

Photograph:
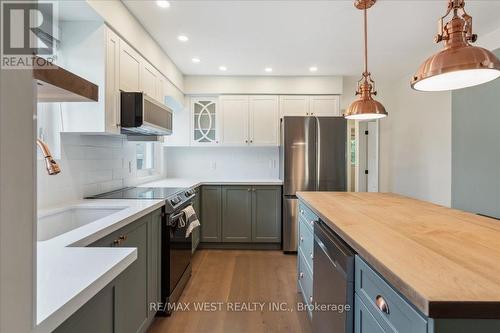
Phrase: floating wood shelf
[{"left": 33, "top": 58, "right": 98, "bottom": 103}]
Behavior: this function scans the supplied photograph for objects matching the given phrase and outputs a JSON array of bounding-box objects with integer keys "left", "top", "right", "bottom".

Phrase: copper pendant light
[
  {"left": 411, "top": 0, "right": 500, "bottom": 91},
  {"left": 344, "top": 0, "right": 387, "bottom": 121}
]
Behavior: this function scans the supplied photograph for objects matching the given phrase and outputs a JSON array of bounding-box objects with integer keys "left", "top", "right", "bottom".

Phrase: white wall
[
  {"left": 165, "top": 147, "right": 279, "bottom": 180},
  {"left": 0, "top": 69, "right": 36, "bottom": 332},
  {"left": 379, "top": 76, "right": 452, "bottom": 206},
  {"left": 184, "top": 75, "right": 343, "bottom": 95},
  {"left": 37, "top": 134, "right": 165, "bottom": 209}
]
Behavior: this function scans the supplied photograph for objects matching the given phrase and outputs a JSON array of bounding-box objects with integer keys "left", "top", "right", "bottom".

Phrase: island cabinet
[
  {"left": 191, "top": 186, "right": 201, "bottom": 252},
  {"left": 53, "top": 208, "right": 163, "bottom": 333},
  {"left": 200, "top": 185, "right": 281, "bottom": 247}
]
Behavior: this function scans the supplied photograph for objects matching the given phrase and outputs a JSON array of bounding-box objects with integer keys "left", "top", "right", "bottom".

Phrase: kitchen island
[{"left": 297, "top": 192, "right": 500, "bottom": 332}]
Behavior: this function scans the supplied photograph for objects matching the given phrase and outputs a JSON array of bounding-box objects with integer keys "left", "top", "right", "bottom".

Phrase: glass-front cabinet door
[{"left": 191, "top": 97, "right": 219, "bottom": 145}]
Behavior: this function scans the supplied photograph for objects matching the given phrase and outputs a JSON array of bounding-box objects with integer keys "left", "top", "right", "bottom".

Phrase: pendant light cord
[{"left": 364, "top": 6, "right": 368, "bottom": 78}]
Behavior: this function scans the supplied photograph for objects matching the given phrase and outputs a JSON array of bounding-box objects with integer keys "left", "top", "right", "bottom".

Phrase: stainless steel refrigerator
[{"left": 280, "top": 116, "right": 347, "bottom": 252}]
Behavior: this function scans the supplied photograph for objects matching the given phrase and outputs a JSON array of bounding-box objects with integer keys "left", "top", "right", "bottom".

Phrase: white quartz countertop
[
  {"left": 139, "top": 177, "right": 283, "bottom": 189},
  {"left": 36, "top": 199, "right": 164, "bottom": 333}
]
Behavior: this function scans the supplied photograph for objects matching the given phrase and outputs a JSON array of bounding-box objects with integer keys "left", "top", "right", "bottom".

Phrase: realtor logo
[{"left": 1, "top": 1, "right": 57, "bottom": 68}]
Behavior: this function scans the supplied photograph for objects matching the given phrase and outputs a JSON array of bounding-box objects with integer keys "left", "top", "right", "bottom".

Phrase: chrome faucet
[{"left": 36, "top": 139, "right": 61, "bottom": 175}]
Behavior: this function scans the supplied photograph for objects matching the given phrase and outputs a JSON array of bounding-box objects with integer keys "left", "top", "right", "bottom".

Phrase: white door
[
  {"left": 119, "top": 40, "right": 141, "bottom": 92},
  {"left": 279, "top": 96, "right": 309, "bottom": 117},
  {"left": 141, "top": 61, "right": 158, "bottom": 100},
  {"left": 220, "top": 95, "right": 249, "bottom": 145},
  {"left": 310, "top": 95, "right": 341, "bottom": 117},
  {"left": 104, "top": 28, "right": 120, "bottom": 133},
  {"left": 367, "top": 121, "right": 379, "bottom": 192},
  {"left": 249, "top": 95, "right": 279, "bottom": 146}
]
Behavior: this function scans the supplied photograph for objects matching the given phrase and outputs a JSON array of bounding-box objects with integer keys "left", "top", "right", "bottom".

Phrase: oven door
[{"left": 167, "top": 209, "right": 192, "bottom": 296}]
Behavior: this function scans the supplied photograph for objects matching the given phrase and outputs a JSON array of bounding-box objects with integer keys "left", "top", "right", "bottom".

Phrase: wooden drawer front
[
  {"left": 298, "top": 201, "right": 318, "bottom": 233},
  {"left": 298, "top": 250, "right": 313, "bottom": 320},
  {"left": 355, "top": 295, "right": 385, "bottom": 333},
  {"left": 355, "top": 256, "right": 427, "bottom": 333},
  {"left": 298, "top": 216, "right": 314, "bottom": 272}
]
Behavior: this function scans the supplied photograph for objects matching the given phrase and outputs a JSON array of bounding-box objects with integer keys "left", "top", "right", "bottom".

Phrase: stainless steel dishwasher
[{"left": 312, "top": 220, "right": 355, "bottom": 333}]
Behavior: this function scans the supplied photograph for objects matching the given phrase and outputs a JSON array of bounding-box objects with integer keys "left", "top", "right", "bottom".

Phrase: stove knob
[{"left": 170, "top": 199, "right": 177, "bottom": 205}]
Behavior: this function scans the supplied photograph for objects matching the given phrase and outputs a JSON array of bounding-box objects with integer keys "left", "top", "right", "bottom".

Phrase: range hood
[
  {"left": 120, "top": 92, "right": 173, "bottom": 136},
  {"left": 34, "top": 58, "right": 98, "bottom": 102}
]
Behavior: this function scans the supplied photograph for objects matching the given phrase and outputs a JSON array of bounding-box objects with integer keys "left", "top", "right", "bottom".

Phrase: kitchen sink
[{"left": 37, "top": 206, "right": 127, "bottom": 241}]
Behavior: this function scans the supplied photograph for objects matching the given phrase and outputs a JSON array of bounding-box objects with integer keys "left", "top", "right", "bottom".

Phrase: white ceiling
[{"left": 123, "top": 0, "right": 500, "bottom": 78}]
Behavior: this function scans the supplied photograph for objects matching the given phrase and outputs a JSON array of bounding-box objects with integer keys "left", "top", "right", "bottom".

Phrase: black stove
[
  {"left": 89, "top": 187, "right": 196, "bottom": 213},
  {"left": 88, "top": 186, "right": 195, "bottom": 315}
]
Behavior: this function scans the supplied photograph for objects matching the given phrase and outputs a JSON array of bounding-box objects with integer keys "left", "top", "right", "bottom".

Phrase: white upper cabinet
[
  {"left": 279, "top": 96, "right": 309, "bottom": 116},
  {"left": 104, "top": 28, "right": 121, "bottom": 133},
  {"left": 191, "top": 97, "right": 220, "bottom": 145},
  {"left": 280, "top": 95, "right": 340, "bottom": 117},
  {"left": 141, "top": 61, "right": 158, "bottom": 100},
  {"left": 220, "top": 96, "right": 249, "bottom": 145},
  {"left": 249, "top": 96, "right": 279, "bottom": 146},
  {"left": 310, "top": 95, "right": 341, "bottom": 117},
  {"left": 119, "top": 40, "right": 141, "bottom": 93}
]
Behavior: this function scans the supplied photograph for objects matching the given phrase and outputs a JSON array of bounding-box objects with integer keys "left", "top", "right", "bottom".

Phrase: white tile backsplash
[
  {"left": 37, "top": 134, "right": 165, "bottom": 209},
  {"left": 165, "top": 146, "right": 280, "bottom": 180}
]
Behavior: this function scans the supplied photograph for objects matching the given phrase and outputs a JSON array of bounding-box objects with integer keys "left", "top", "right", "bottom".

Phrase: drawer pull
[
  {"left": 300, "top": 236, "right": 304, "bottom": 242},
  {"left": 309, "top": 296, "right": 313, "bottom": 303},
  {"left": 299, "top": 272, "right": 304, "bottom": 279},
  {"left": 375, "top": 295, "right": 389, "bottom": 314},
  {"left": 300, "top": 209, "right": 304, "bottom": 215},
  {"left": 118, "top": 235, "right": 127, "bottom": 241},
  {"left": 310, "top": 253, "right": 313, "bottom": 260}
]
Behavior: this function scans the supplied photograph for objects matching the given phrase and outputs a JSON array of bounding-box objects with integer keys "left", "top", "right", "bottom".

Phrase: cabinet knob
[
  {"left": 299, "top": 272, "right": 304, "bottom": 279},
  {"left": 250, "top": 139, "right": 253, "bottom": 143},
  {"left": 245, "top": 139, "right": 248, "bottom": 143},
  {"left": 119, "top": 235, "right": 127, "bottom": 241},
  {"left": 300, "top": 209, "right": 304, "bottom": 215},
  {"left": 310, "top": 220, "right": 314, "bottom": 226},
  {"left": 113, "top": 239, "right": 121, "bottom": 246},
  {"left": 375, "top": 295, "right": 389, "bottom": 314},
  {"left": 248, "top": 188, "right": 251, "bottom": 192},
  {"left": 310, "top": 253, "right": 313, "bottom": 260},
  {"left": 309, "top": 296, "right": 313, "bottom": 303},
  {"left": 300, "top": 236, "right": 304, "bottom": 242}
]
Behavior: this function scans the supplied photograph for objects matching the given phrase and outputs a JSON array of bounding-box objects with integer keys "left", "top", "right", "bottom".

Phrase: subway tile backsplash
[{"left": 37, "top": 133, "right": 164, "bottom": 209}]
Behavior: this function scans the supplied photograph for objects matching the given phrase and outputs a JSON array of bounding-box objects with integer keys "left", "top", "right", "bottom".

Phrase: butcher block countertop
[{"left": 297, "top": 192, "right": 500, "bottom": 319}]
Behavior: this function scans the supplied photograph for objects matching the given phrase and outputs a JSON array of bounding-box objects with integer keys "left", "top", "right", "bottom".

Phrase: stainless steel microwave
[{"left": 120, "top": 92, "right": 173, "bottom": 136}]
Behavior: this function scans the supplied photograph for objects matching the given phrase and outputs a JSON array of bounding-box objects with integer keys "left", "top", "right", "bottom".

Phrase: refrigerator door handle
[{"left": 316, "top": 116, "right": 320, "bottom": 191}]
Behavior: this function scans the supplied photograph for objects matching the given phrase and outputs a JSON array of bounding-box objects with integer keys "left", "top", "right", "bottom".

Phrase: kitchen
[{"left": 1, "top": 0, "right": 500, "bottom": 333}]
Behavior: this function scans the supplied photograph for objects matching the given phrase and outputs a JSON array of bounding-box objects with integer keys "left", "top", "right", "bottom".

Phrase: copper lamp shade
[
  {"left": 344, "top": 0, "right": 388, "bottom": 120},
  {"left": 411, "top": 0, "right": 500, "bottom": 91}
]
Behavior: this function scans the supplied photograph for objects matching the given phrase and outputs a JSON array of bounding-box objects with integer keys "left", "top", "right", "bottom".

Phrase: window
[{"left": 136, "top": 142, "right": 155, "bottom": 171}]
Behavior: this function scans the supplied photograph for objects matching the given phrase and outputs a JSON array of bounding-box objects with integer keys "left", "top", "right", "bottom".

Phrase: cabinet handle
[
  {"left": 310, "top": 220, "right": 315, "bottom": 226},
  {"left": 299, "top": 272, "right": 304, "bottom": 279},
  {"left": 300, "top": 236, "right": 304, "bottom": 242},
  {"left": 375, "top": 295, "right": 389, "bottom": 314},
  {"left": 119, "top": 235, "right": 127, "bottom": 241},
  {"left": 247, "top": 188, "right": 251, "bottom": 192},
  {"left": 310, "top": 253, "right": 313, "bottom": 260},
  {"left": 113, "top": 239, "right": 121, "bottom": 246},
  {"left": 309, "top": 296, "right": 313, "bottom": 303},
  {"left": 250, "top": 139, "right": 253, "bottom": 143},
  {"left": 300, "top": 209, "right": 304, "bottom": 215},
  {"left": 245, "top": 139, "right": 248, "bottom": 143}
]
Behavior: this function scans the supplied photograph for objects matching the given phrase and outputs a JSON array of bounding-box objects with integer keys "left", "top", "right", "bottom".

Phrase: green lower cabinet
[
  {"left": 55, "top": 209, "right": 162, "bottom": 333},
  {"left": 222, "top": 186, "right": 252, "bottom": 242},
  {"left": 199, "top": 185, "right": 282, "bottom": 245},
  {"left": 114, "top": 217, "right": 149, "bottom": 333},
  {"left": 200, "top": 186, "right": 222, "bottom": 242},
  {"left": 252, "top": 186, "right": 281, "bottom": 243},
  {"left": 53, "top": 284, "right": 114, "bottom": 333}
]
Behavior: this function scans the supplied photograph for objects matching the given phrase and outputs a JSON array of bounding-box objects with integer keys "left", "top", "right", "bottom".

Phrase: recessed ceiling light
[
  {"left": 219, "top": 66, "right": 227, "bottom": 71},
  {"left": 192, "top": 57, "right": 200, "bottom": 63},
  {"left": 156, "top": 1, "right": 170, "bottom": 8},
  {"left": 265, "top": 67, "right": 273, "bottom": 72},
  {"left": 309, "top": 66, "right": 318, "bottom": 72},
  {"left": 177, "top": 35, "right": 189, "bottom": 42}
]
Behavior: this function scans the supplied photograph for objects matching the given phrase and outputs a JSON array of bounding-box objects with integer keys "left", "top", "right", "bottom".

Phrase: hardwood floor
[{"left": 149, "top": 250, "right": 312, "bottom": 333}]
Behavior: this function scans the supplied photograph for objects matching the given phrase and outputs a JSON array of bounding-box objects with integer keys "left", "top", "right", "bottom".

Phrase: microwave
[{"left": 120, "top": 92, "right": 173, "bottom": 136}]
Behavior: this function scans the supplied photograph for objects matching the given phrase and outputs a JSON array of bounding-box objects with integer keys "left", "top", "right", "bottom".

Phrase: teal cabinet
[
  {"left": 53, "top": 284, "right": 114, "bottom": 333},
  {"left": 355, "top": 295, "right": 385, "bottom": 333},
  {"left": 222, "top": 186, "right": 252, "bottom": 242},
  {"left": 252, "top": 186, "right": 281, "bottom": 243},
  {"left": 200, "top": 186, "right": 222, "bottom": 242}
]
